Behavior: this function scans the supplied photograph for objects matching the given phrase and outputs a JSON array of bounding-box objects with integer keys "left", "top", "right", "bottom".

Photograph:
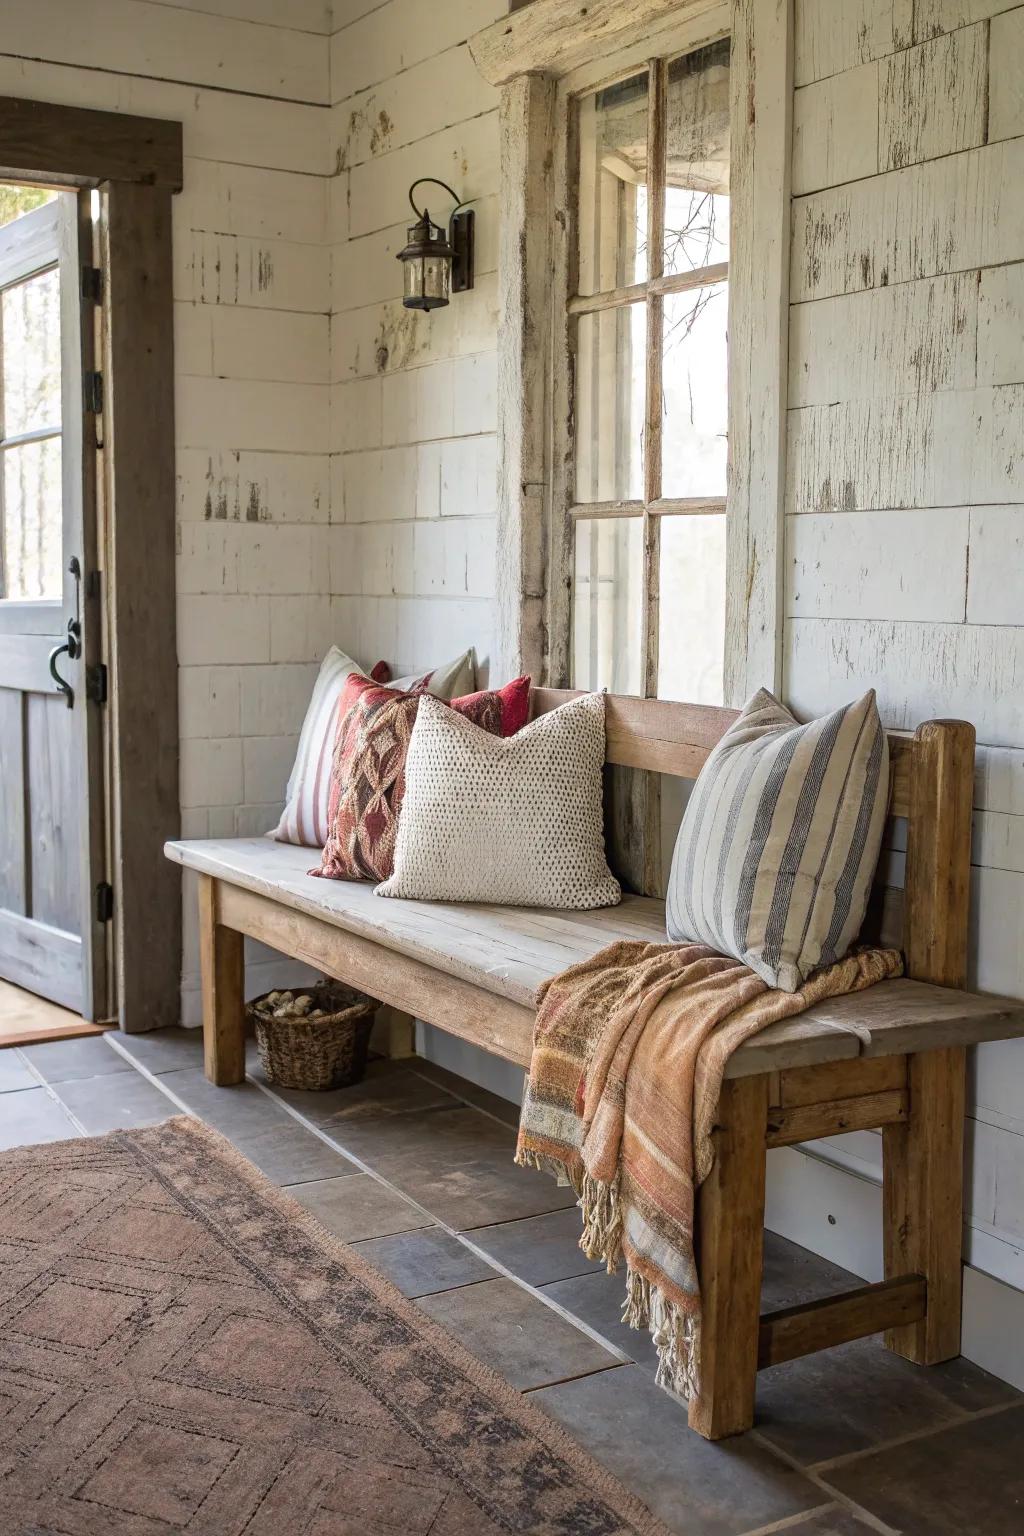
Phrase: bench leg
[
  {"left": 373, "top": 1004, "right": 416, "bottom": 1060},
  {"left": 198, "top": 873, "right": 245, "bottom": 1087},
  {"left": 883, "top": 1045, "right": 966, "bottom": 1364},
  {"left": 689, "top": 1074, "right": 770, "bottom": 1439}
]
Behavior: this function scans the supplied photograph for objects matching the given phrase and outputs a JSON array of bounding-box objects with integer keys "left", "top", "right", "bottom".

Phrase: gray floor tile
[
  {"left": 761, "top": 1231, "right": 861, "bottom": 1312},
  {"left": 354, "top": 1226, "right": 497, "bottom": 1297},
  {"left": 410, "top": 1060, "right": 522, "bottom": 1128},
  {"left": 0, "top": 1050, "right": 35, "bottom": 1094},
  {"left": 418, "top": 1276, "right": 619, "bottom": 1390},
  {"left": 288, "top": 1172, "right": 431, "bottom": 1242},
  {"left": 53, "top": 1073, "right": 177, "bottom": 1134},
  {"left": 251, "top": 1059, "right": 460, "bottom": 1128},
  {"left": 351, "top": 1105, "right": 577, "bottom": 1227},
  {"left": 469, "top": 1206, "right": 603, "bottom": 1286},
  {"left": 823, "top": 1404, "right": 1024, "bottom": 1535},
  {"left": 113, "top": 1027, "right": 205, "bottom": 1074},
  {"left": 533, "top": 1365, "right": 821, "bottom": 1536},
  {"left": 541, "top": 1269, "right": 662, "bottom": 1371},
  {"left": 230, "top": 1123, "right": 358, "bottom": 1186},
  {"left": 20, "top": 1035, "right": 133, "bottom": 1085},
  {"left": 0, "top": 1087, "right": 82, "bottom": 1149},
  {"left": 160, "top": 1069, "right": 359, "bottom": 1184},
  {"left": 774, "top": 1510, "right": 879, "bottom": 1535},
  {"left": 756, "top": 1332, "right": 1019, "bottom": 1467}
]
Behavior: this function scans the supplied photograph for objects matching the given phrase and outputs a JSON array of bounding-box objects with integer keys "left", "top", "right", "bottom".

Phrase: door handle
[{"left": 49, "top": 617, "right": 82, "bottom": 708}]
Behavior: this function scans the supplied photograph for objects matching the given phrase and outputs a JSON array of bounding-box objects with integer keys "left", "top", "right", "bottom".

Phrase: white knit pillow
[
  {"left": 377, "top": 692, "right": 621, "bottom": 910},
  {"left": 272, "top": 647, "right": 476, "bottom": 848}
]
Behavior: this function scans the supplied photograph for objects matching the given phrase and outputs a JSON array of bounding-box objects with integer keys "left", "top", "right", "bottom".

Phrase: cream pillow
[
  {"left": 376, "top": 691, "right": 621, "bottom": 910},
  {"left": 272, "top": 647, "right": 476, "bottom": 848},
  {"left": 666, "top": 689, "right": 889, "bottom": 991}
]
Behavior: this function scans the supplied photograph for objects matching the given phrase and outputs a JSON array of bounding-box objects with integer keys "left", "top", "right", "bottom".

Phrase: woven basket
[{"left": 249, "top": 982, "right": 377, "bottom": 1092}]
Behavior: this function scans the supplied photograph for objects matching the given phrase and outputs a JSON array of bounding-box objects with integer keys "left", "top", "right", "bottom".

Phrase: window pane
[
  {"left": 664, "top": 40, "right": 730, "bottom": 277},
  {"left": 2, "top": 436, "right": 63, "bottom": 599},
  {"left": 661, "top": 281, "right": 728, "bottom": 498},
  {"left": 575, "top": 304, "right": 646, "bottom": 503},
  {"left": 657, "top": 513, "right": 725, "bottom": 704},
  {"left": 577, "top": 69, "right": 649, "bottom": 297},
  {"left": 573, "top": 516, "right": 643, "bottom": 695},
  {"left": 2, "top": 266, "right": 61, "bottom": 438}
]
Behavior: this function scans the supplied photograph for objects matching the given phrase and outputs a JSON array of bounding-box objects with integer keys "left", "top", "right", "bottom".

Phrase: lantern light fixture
[{"left": 396, "top": 177, "right": 475, "bottom": 312}]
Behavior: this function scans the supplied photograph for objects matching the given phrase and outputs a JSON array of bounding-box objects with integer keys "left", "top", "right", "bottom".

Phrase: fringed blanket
[{"left": 515, "top": 941, "right": 902, "bottom": 1399}]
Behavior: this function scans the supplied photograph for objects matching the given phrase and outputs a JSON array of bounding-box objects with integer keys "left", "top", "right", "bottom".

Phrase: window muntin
[{"left": 569, "top": 37, "right": 730, "bottom": 703}]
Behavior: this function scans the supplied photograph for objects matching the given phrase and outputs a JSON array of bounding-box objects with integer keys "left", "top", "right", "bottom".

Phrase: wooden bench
[{"left": 166, "top": 689, "right": 1024, "bottom": 1441}]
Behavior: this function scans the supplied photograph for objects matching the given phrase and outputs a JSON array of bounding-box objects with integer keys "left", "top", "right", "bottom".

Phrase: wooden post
[
  {"left": 689, "top": 1073, "right": 769, "bottom": 1439},
  {"left": 883, "top": 719, "right": 974, "bottom": 1364},
  {"left": 372, "top": 1004, "right": 416, "bottom": 1060},
  {"left": 198, "top": 874, "right": 245, "bottom": 1087}
]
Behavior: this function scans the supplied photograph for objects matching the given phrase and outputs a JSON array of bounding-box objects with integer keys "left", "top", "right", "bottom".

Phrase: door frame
[{"left": 0, "top": 96, "right": 183, "bottom": 1032}]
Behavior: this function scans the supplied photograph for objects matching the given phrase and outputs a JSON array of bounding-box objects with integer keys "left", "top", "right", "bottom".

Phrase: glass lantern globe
[{"left": 397, "top": 211, "right": 454, "bottom": 311}]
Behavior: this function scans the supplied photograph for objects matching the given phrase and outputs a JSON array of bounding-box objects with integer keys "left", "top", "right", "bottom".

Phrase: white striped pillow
[
  {"left": 272, "top": 646, "right": 476, "bottom": 848},
  {"left": 666, "top": 690, "right": 888, "bottom": 991}
]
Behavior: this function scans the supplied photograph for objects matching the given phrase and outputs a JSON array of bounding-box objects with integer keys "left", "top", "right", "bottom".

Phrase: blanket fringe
[
  {"left": 519, "top": 1149, "right": 701, "bottom": 1400},
  {"left": 623, "top": 1269, "right": 701, "bottom": 1401}
]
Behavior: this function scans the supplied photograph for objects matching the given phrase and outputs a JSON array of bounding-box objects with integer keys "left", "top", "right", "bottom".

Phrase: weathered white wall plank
[
  {"left": 788, "top": 273, "right": 977, "bottom": 406},
  {"left": 787, "top": 385, "right": 1024, "bottom": 511},
  {"left": 978, "top": 263, "right": 1024, "bottom": 386},
  {"left": 786, "top": 508, "right": 969, "bottom": 621},
  {"left": 966, "top": 507, "right": 1024, "bottom": 623},
  {"left": 792, "top": 138, "right": 1024, "bottom": 301},
  {"left": 879, "top": 24, "right": 988, "bottom": 170},
  {"left": 0, "top": 0, "right": 329, "bottom": 102},
  {"left": 794, "top": 0, "right": 912, "bottom": 86},
  {"left": 791, "top": 65, "right": 878, "bottom": 196}
]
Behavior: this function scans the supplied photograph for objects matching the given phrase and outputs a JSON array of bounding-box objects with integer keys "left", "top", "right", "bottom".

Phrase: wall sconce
[{"left": 396, "top": 178, "right": 474, "bottom": 311}]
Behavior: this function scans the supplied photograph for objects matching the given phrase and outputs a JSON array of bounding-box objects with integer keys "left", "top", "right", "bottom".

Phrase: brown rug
[{"left": 0, "top": 1116, "right": 671, "bottom": 1535}]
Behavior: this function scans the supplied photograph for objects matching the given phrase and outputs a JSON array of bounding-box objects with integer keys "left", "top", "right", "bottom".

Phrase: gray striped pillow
[{"left": 666, "top": 690, "right": 888, "bottom": 991}]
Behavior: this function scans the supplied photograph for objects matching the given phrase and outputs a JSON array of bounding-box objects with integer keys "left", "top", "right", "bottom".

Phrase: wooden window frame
[
  {"left": 0, "top": 96, "right": 183, "bottom": 1031},
  {"left": 0, "top": 199, "right": 63, "bottom": 611},
  {"left": 472, "top": 0, "right": 793, "bottom": 707},
  {"left": 559, "top": 35, "right": 731, "bottom": 704}
]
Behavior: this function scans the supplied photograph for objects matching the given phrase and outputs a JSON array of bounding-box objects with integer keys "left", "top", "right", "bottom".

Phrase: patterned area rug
[{"left": 0, "top": 1117, "right": 670, "bottom": 1535}]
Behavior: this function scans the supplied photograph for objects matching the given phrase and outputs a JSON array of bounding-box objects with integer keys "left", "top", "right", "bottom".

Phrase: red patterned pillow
[{"left": 313, "top": 674, "right": 530, "bottom": 883}]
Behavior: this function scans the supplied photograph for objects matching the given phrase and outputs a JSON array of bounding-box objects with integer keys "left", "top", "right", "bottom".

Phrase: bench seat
[{"left": 165, "top": 837, "right": 1024, "bottom": 1078}]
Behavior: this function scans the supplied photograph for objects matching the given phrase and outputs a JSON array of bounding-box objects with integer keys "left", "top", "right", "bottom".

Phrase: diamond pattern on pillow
[{"left": 314, "top": 674, "right": 530, "bottom": 884}]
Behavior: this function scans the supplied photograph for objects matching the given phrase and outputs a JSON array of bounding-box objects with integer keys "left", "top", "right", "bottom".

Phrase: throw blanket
[{"left": 515, "top": 941, "right": 903, "bottom": 1399}]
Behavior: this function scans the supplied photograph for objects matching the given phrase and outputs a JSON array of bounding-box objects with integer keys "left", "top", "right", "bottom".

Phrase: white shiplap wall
[
  {"left": 328, "top": 0, "right": 505, "bottom": 682},
  {"left": 0, "top": 0, "right": 335, "bottom": 1023},
  {"left": 780, "top": 0, "right": 1024, "bottom": 1306}
]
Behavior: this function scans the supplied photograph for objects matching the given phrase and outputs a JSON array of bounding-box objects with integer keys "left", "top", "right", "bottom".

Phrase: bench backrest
[{"left": 531, "top": 689, "right": 975, "bottom": 991}]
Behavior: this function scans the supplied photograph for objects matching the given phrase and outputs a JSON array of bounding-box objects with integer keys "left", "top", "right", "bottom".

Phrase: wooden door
[{"left": 0, "top": 190, "right": 108, "bottom": 1018}]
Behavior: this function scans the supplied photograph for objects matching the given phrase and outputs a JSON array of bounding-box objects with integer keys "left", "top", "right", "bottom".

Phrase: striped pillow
[
  {"left": 272, "top": 646, "right": 476, "bottom": 848},
  {"left": 666, "top": 690, "right": 888, "bottom": 991}
]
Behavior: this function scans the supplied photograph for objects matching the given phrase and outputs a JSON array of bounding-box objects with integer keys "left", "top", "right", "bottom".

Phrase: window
[
  {"left": 0, "top": 188, "right": 63, "bottom": 603},
  {"left": 568, "top": 38, "right": 730, "bottom": 704}
]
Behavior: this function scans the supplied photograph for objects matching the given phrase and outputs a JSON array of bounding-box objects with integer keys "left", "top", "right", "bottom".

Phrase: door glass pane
[
  {"left": 658, "top": 513, "right": 725, "bottom": 704},
  {"left": 2, "top": 436, "right": 63, "bottom": 599},
  {"left": 575, "top": 303, "right": 646, "bottom": 503},
  {"left": 664, "top": 39, "right": 730, "bottom": 277},
  {"left": 661, "top": 281, "right": 728, "bottom": 498},
  {"left": 3, "top": 266, "right": 61, "bottom": 437},
  {"left": 573, "top": 516, "right": 643, "bottom": 694},
  {"left": 577, "top": 69, "right": 649, "bottom": 297}
]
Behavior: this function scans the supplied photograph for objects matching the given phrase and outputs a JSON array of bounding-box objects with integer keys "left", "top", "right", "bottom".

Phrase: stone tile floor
[{"left": 3, "top": 1027, "right": 1023, "bottom": 1535}]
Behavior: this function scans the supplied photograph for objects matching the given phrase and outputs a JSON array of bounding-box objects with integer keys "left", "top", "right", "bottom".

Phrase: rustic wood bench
[{"left": 166, "top": 689, "right": 1024, "bottom": 1441}]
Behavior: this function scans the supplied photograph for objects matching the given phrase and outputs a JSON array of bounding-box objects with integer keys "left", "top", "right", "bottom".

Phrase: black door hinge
[
  {"left": 95, "top": 882, "right": 114, "bottom": 923},
  {"left": 84, "top": 370, "right": 103, "bottom": 414},
  {"left": 85, "top": 662, "right": 107, "bottom": 705},
  {"left": 81, "top": 265, "right": 102, "bottom": 303}
]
